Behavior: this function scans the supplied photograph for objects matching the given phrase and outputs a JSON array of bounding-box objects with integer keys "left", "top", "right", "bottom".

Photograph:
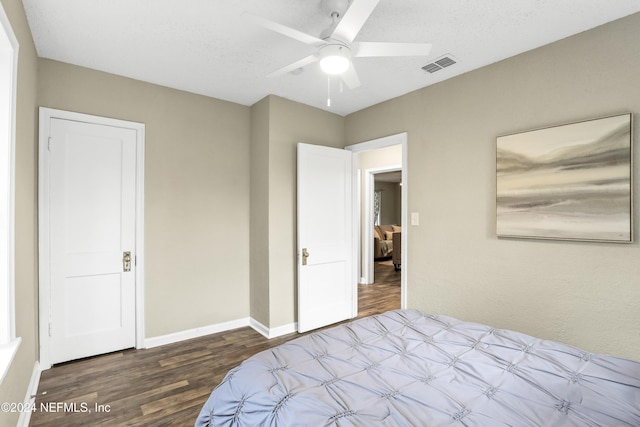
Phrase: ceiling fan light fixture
[
  {"left": 320, "top": 55, "right": 349, "bottom": 74},
  {"left": 319, "top": 44, "right": 351, "bottom": 75}
]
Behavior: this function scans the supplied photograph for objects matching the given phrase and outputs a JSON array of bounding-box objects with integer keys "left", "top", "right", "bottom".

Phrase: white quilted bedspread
[{"left": 196, "top": 309, "right": 640, "bottom": 426}]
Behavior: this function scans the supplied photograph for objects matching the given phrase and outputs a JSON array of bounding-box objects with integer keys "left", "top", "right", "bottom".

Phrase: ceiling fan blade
[
  {"left": 340, "top": 64, "right": 361, "bottom": 89},
  {"left": 245, "top": 13, "right": 324, "bottom": 46},
  {"left": 353, "top": 42, "right": 432, "bottom": 57},
  {"left": 331, "top": 0, "right": 380, "bottom": 43},
  {"left": 267, "top": 54, "right": 319, "bottom": 78}
]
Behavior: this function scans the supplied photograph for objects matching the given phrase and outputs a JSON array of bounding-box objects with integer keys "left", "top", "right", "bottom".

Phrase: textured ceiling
[{"left": 22, "top": 0, "right": 640, "bottom": 116}]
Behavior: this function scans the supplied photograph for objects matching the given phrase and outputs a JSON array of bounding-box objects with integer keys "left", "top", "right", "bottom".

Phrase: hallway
[{"left": 357, "top": 260, "right": 401, "bottom": 317}]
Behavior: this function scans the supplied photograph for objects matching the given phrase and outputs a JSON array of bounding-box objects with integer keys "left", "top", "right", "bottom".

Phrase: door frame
[
  {"left": 364, "top": 165, "right": 402, "bottom": 283},
  {"left": 38, "top": 107, "right": 145, "bottom": 369},
  {"left": 0, "top": 2, "right": 18, "bottom": 347},
  {"left": 346, "top": 132, "right": 407, "bottom": 309}
]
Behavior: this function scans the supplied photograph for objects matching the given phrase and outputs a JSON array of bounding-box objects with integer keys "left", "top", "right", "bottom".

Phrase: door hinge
[
  {"left": 48, "top": 322, "right": 52, "bottom": 337},
  {"left": 47, "top": 137, "right": 53, "bottom": 151}
]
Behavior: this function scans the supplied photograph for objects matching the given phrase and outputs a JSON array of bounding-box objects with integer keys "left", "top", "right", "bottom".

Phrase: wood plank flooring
[{"left": 29, "top": 262, "right": 400, "bottom": 427}]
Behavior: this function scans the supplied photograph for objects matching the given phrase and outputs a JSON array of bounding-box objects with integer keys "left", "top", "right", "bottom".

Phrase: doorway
[
  {"left": 346, "top": 132, "right": 407, "bottom": 309},
  {"left": 297, "top": 143, "right": 355, "bottom": 332},
  {"left": 367, "top": 166, "right": 402, "bottom": 281},
  {"left": 38, "top": 108, "right": 145, "bottom": 369}
]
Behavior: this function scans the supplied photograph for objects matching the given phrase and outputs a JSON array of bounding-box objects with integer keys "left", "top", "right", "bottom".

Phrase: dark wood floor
[{"left": 30, "top": 262, "right": 400, "bottom": 427}]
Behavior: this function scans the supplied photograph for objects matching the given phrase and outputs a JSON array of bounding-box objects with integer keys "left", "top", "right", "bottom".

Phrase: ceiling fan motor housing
[{"left": 320, "top": 0, "right": 350, "bottom": 19}]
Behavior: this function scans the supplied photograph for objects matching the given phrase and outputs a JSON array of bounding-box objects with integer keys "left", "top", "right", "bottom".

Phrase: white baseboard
[
  {"left": 144, "top": 316, "right": 299, "bottom": 349},
  {"left": 17, "top": 361, "right": 41, "bottom": 427},
  {"left": 144, "top": 317, "right": 251, "bottom": 348},
  {"left": 248, "top": 318, "right": 270, "bottom": 338},
  {"left": 250, "top": 318, "right": 297, "bottom": 339}
]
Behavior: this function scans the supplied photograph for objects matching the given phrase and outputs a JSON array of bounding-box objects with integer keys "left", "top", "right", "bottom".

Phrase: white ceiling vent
[{"left": 422, "top": 55, "right": 457, "bottom": 73}]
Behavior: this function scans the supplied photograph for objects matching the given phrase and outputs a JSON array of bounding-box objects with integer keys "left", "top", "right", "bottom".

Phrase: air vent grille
[
  {"left": 422, "top": 55, "right": 457, "bottom": 73},
  {"left": 422, "top": 63, "right": 442, "bottom": 73}
]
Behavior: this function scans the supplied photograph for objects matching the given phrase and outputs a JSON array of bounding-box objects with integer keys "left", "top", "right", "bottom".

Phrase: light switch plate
[{"left": 411, "top": 212, "right": 419, "bottom": 226}]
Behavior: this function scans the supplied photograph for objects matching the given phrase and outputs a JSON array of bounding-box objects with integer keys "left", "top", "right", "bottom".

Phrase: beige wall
[
  {"left": 249, "top": 97, "right": 270, "bottom": 326},
  {"left": 0, "top": 0, "right": 38, "bottom": 425},
  {"left": 263, "top": 95, "right": 344, "bottom": 328},
  {"left": 3, "top": 7, "right": 640, "bottom": 424},
  {"left": 37, "top": 60, "right": 252, "bottom": 337},
  {"left": 346, "top": 13, "right": 640, "bottom": 361},
  {"left": 357, "top": 144, "right": 402, "bottom": 171},
  {"left": 375, "top": 181, "right": 401, "bottom": 226}
]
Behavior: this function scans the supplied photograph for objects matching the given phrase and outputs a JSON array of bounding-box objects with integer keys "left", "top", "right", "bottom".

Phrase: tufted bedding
[{"left": 195, "top": 309, "right": 640, "bottom": 426}]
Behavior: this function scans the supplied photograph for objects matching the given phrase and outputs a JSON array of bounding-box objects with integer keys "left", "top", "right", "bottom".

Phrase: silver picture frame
[{"left": 496, "top": 113, "right": 633, "bottom": 243}]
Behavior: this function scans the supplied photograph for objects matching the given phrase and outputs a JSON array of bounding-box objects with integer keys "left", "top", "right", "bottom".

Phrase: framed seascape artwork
[{"left": 496, "top": 113, "right": 633, "bottom": 243}]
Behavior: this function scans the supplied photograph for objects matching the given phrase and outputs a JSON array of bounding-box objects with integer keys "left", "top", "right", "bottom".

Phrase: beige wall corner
[
  {"left": 264, "top": 95, "right": 346, "bottom": 329},
  {"left": 249, "top": 96, "right": 271, "bottom": 327}
]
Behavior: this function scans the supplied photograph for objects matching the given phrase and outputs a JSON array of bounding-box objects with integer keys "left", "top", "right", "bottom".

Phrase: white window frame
[{"left": 0, "top": 2, "right": 20, "bottom": 384}]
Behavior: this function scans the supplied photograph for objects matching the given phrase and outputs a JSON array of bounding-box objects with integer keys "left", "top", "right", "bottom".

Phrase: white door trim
[
  {"left": 363, "top": 164, "right": 402, "bottom": 284},
  {"left": 0, "top": 1, "right": 18, "bottom": 347},
  {"left": 346, "top": 132, "right": 408, "bottom": 309},
  {"left": 38, "top": 107, "right": 145, "bottom": 369}
]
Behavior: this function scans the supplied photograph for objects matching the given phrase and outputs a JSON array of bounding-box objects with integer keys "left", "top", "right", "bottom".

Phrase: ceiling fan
[{"left": 247, "top": 0, "right": 432, "bottom": 89}]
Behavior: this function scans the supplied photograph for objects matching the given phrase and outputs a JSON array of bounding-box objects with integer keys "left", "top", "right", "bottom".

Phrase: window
[
  {"left": 0, "top": 2, "right": 20, "bottom": 383},
  {"left": 374, "top": 190, "right": 382, "bottom": 226}
]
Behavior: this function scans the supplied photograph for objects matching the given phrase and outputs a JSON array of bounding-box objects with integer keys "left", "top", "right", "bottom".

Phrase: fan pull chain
[{"left": 326, "top": 76, "right": 344, "bottom": 107}]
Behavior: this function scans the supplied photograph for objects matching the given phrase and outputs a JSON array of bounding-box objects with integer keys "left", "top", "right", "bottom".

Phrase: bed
[{"left": 195, "top": 309, "right": 640, "bottom": 426}]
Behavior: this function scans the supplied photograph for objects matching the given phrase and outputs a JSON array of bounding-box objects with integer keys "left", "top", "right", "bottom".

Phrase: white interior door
[
  {"left": 47, "top": 117, "right": 137, "bottom": 364},
  {"left": 297, "top": 143, "right": 356, "bottom": 333}
]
